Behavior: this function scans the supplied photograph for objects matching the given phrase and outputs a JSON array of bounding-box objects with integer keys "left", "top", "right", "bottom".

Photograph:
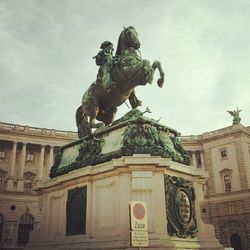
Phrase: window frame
[
  {"left": 23, "top": 172, "right": 35, "bottom": 193},
  {"left": 0, "top": 170, "right": 7, "bottom": 191},
  {"left": 224, "top": 175, "right": 232, "bottom": 192},
  {"left": 26, "top": 153, "right": 34, "bottom": 163},
  {"left": 220, "top": 168, "right": 233, "bottom": 192},
  {"left": 220, "top": 148, "right": 228, "bottom": 159},
  {"left": 17, "top": 213, "right": 34, "bottom": 246},
  {"left": 0, "top": 150, "right": 5, "bottom": 160}
]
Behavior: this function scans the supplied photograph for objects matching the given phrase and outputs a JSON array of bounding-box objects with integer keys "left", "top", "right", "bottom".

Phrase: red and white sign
[{"left": 130, "top": 201, "right": 149, "bottom": 247}]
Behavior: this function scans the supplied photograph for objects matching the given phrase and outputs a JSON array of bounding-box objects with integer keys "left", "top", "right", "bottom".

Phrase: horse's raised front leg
[
  {"left": 142, "top": 60, "right": 154, "bottom": 85},
  {"left": 152, "top": 61, "right": 165, "bottom": 88}
]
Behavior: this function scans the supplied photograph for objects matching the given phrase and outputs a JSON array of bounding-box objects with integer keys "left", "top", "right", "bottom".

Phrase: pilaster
[
  {"left": 7, "top": 141, "right": 17, "bottom": 191},
  {"left": 192, "top": 151, "right": 197, "bottom": 168},
  {"left": 200, "top": 150, "right": 205, "bottom": 169},
  {"left": 37, "top": 145, "right": 45, "bottom": 181},
  {"left": 204, "top": 147, "right": 216, "bottom": 194},
  {"left": 234, "top": 138, "right": 248, "bottom": 189},
  {"left": 130, "top": 168, "right": 155, "bottom": 232},
  {"left": 47, "top": 146, "right": 54, "bottom": 179},
  {"left": 17, "top": 142, "right": 27, "bottom": 191}
]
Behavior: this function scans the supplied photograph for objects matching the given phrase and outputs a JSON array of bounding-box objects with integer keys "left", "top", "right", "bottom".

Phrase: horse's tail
[{"left": 75, "top": 106, "right": 90, "bottom": 138}]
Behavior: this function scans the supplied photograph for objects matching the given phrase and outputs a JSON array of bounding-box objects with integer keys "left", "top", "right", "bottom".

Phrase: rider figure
[
  {"left": 93, "top": 41, "right": 114, "bottom": 89},
  {"left": 93, "top": 40, "right": 142, "bottom": 109}
]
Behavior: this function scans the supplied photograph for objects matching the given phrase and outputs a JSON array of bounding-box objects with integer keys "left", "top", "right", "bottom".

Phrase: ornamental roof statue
[{"left": 227, "top": 107, "right": 242, "bottom": 125}]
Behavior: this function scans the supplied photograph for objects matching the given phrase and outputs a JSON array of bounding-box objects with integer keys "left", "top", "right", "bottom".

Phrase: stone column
[
  {"left": 192, "top": 151, "right": 197, "bottom": 168},
  {"left": 17, "top": 143, "right": 27, "bottom": 191},
  {"left": 7, "top": 141, "right": 17, "bottom": 191},
  {"left": 38, "top": 145, "right": 45, "bottom": 181},
  {"left": 47, "top": 146, "right": 54, "bottom": 179},
  {"left": 200, "top": 151, "right": 205, "bottom": 169}
]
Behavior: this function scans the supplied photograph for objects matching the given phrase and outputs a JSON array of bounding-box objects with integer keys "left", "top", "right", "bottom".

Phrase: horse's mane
[
  {"left": 115, "top": 26, "right": 135, "bottom": 56},
  {"left": 115, "top": 29, "right": 125, "bottom": 56}
]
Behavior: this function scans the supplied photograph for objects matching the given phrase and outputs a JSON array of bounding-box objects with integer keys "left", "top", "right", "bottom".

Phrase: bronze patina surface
[
  {"left": 227, "top": 107, "right": 242, "bottom": 124},
  {"left": 51, "top": 110, "right": 189, "bottom": 178},
  {"left": 76, "top": 26, "right": 165, "bottom": 138}
]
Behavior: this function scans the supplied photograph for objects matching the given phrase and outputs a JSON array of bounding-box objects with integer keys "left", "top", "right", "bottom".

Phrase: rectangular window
[
  {"left": 220, "top": 148, "right": 227, "bottom": 159},
  {"left": 66, "top": 186, "right": 87, "bottom": 236},
  {"left": 26, "top": 153, "right": 34, "bottom": 163},
  {"left": 0, "top": 176, "right": 5, "bottom": 190},
  {"left": 24, "top": 180, "right": 32, "bottom": 193},
  {"left": 0, "top": 151, "right": 5, "bottom": 160},
  {"left": 224, "top": 175, "right": 232, "bottom": 192}
]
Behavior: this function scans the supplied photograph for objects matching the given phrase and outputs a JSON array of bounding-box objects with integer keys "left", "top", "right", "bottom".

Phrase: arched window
[
  {"left": 17, "top": 213, "right": 34, "bottom": 245},
  {"left": 0, "top": 214, "right": 3, "bottom": 242}
]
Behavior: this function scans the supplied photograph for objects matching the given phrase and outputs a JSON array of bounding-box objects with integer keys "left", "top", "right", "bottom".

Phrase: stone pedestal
[
  {"left": 28, "top": 110, "right": 223, "bottom": 249},
  {"left": 28, "top": 155, "right": 222, "bottom": 249}
]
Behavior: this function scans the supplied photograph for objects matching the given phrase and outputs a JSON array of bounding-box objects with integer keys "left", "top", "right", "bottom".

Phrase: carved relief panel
[{"left": 164, "top": 175, "right": 197, "bottom": 238}]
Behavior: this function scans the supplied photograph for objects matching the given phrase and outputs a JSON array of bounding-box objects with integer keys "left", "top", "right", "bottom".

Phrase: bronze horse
[{"left": 76, "top": 26, "right": 165, "bottom": 137}]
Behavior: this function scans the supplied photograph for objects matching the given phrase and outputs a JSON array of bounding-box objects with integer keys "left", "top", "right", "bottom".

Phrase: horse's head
[
  {"left": 116, "top": 26, "right": 141, "bottom": 55},
  {"left": 124, "top": 26, "right": 140, "bottom": 50}
]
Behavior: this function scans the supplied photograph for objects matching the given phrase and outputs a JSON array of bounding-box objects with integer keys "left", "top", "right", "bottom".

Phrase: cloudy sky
[{"left": 0, "top": 0, "right": 249, "bottom": 135}]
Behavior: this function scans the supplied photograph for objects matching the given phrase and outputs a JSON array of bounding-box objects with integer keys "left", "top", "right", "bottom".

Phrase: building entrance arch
[{"left": 219, "top": 220, "right": 246, "bottom": 249}]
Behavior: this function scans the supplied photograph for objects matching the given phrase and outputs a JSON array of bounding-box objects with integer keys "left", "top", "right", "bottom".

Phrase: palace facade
[
  {"left": 182, "top": 123, "right": 250, "bottom": 250},
  {"left": 0, "top": 122, "right": 77, "bottom": 249},
  {"left": 0, "top": 120, "right": 249, "bottom": 249}
]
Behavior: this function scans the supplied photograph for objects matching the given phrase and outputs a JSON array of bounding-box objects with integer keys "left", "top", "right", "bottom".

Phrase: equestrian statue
[{"left": 76, "top": 26, "right": 165, "bottom": 138}]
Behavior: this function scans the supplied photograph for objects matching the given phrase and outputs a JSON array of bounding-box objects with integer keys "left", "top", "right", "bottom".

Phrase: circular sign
[{"left": 133, "top": 203, "right": 145, "bottom": 220}]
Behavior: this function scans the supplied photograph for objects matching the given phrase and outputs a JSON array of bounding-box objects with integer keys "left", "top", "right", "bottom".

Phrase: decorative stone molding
[
  {"left": 96, "top": 177, "right": 115, "bottom": 188},
  {"left": 50, "top": 110, "right": 190, "bottom": 178},
  {"left": 164, "top": 174, "right": 197, "bottom": 238},
  {"left": 0, "top": 122, "right": 77, "bottom": 139}
]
